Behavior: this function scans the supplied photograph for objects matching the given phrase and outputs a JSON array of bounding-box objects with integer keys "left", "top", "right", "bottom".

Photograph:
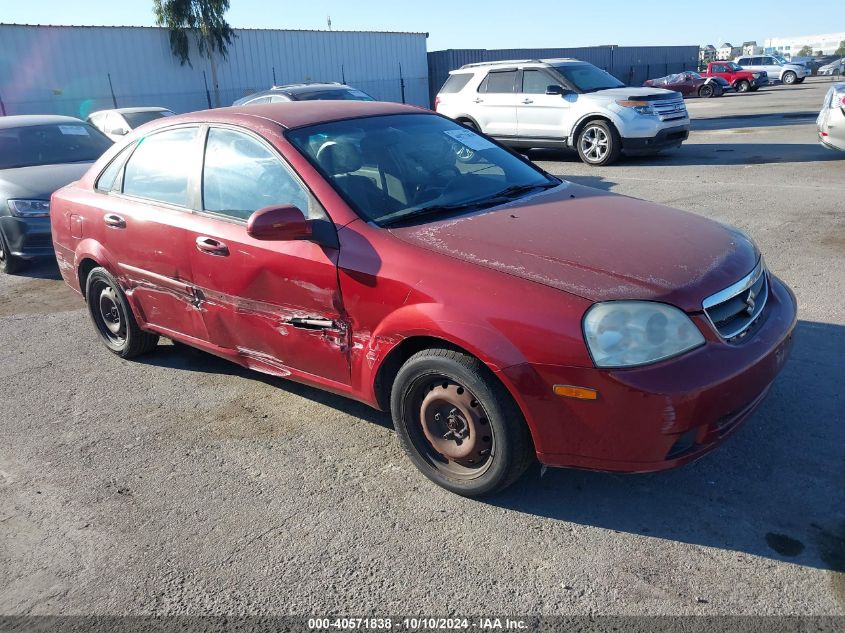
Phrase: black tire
[
  {"left": 735, "top": 80, "right": 751, "bottom": 93},
  {"left": 85, "top": 266, "right": 158, "bottom": 358},
  {"left": 576, "top": 120, "right": 621, "bottom": 166},
  {"left": 698, "top": 83, "right": 715, "bottom": 98},
  {"left": 458, "top": 118, "right": 478, "bottom": 131},
  {"left": 390, "top": 348, "right": 534, "bottom": 497},
  {"left": 0, "top": 229, "right": 26, "bottom": 275},
  {"left": 782, "top": 71, "right": 797, "bottom": 85}
]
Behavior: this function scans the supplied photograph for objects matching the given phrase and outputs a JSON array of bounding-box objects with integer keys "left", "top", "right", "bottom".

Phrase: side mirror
[
  {"left": 546, "top": 85, "right": 572, "bottom": 96},
  {"left": 247, "top": 204, "right": 312, "bottom": 241}
]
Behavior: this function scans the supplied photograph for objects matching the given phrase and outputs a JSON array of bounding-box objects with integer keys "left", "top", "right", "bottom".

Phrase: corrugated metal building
[
  {"left": 428, "top": 46, "right": 700, "bottom": 104},
  {"left": 0, "top": 24, "right": 430, "bottom": 117}
]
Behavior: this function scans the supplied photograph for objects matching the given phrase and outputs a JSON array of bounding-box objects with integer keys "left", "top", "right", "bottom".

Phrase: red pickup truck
[{"left": 700, "top": 62, "right": 768, "bottom": 93}]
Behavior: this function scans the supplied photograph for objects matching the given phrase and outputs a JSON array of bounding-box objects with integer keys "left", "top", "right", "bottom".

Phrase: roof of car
[
  {"left": 90, "top": 107, "right": 172, "bottom": 116},
  {"left": 140, "top": 101, "right": 424, "bottom": 132},
  {"left": 0, "top": 114, "right": 86, "bottom": 129},
  {"left": 457, "top": 58, "right": 581, "bottom": 70}
]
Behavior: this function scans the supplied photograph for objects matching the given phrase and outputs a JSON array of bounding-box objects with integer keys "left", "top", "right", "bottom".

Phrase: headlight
[
  {"left": 8, "top": 199, "right": 50, "bottom": 218},
  {"left": 583, "top": 301, "right": 705, "bottom": 368},
  {"left": 615, "top": 100, "right": 655, "bottom": 116}
]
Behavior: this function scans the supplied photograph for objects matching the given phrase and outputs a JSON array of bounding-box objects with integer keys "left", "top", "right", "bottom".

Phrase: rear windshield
[
  {"left": 122, "top": 110, "right": 173, "bottom": 128},
  {"left": 552, "top": 63, "right": 625, "bottom": 92},
  {"left": 440, "top": 73, "right": 473, "bottom": 94},
  {"left": 0, "top": 123, "right": 113, "bottom": 170},
  {"left": 292, "top": 88, "right": 374, "bottom": 102}
]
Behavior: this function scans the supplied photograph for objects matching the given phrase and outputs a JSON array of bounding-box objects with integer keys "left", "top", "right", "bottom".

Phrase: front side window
[
  {"left": 551, "top": 63, "right": 624, "bottom": 93},
  {"left": 711, "top": 64, "right": 727, "bottom": 73},
  {"left": 522, "top": 69, "right": 557, "bottom": 94},
  {"left": 287, "top": 113, "right": 556, "bottom": 226},
  {"left": 202, "top": 127, "right": 310, "bottom": 221},
  {"left": 480, "top": 70, "right": 517, "bottom": 93},
  {"left": 122, "top": 127, "right": 198, "bottom": 207},
  {"left": 0, "top": 123, "right": 112, "bottom": 170}
]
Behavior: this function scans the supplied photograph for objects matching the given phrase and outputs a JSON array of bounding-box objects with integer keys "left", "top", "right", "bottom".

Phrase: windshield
[
  {"left": 552, "top": 63, "right": 625, "bottom": 92},
  {"left": 292, "top": 88, "right": 375, "bottom": 102},
  {"left": 122, "top": 110, "right": 173, "bottom": 128},
  {"left": 287, "top": 114, "right": 556, "bottom": 226},
  {"left": 0, "top": 123, "right": 113, "bottom": 170}
]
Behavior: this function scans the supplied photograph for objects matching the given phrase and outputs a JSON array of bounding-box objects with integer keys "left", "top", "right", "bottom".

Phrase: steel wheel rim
[
  {"left": 784, "top": 73, "right": 795, "bottom": 84},
  {"left": 92, "top": 281, "right": 126, "bottom": 345},
  {"left": 405, "top": 375, "right": 495, "bottom": 479},
  {"left": 580, "top": 125, "right": 609, "bottom": 163}
]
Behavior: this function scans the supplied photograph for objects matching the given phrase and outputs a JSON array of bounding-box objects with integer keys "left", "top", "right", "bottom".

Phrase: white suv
[
  {"left": 435, "top": 59, "right": 689, "bottom": 166},
  {"left": 734, "top": 55, "right": 809, "bottom": 85}
]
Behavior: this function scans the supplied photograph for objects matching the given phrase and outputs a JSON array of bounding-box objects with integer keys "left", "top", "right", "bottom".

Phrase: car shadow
[
  {"left": 139, "top": 341, "right": 394, "bottom": 430},
  {"left": 624, "top": 142, "right": 841, "bottom": 166},
  {"left": 9, "top": 259, "right": 62, "bottom": 281},
  {"left": 484, "top": 319, "right": 845, "bottom": 579},
  {"left": 690, "top": 111, "right": 820, "bottom": 131}
]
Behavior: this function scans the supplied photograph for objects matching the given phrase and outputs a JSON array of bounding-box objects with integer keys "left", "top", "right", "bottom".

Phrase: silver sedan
[{"left": 817, "top": 83, "right": 845, "bottom": 151}]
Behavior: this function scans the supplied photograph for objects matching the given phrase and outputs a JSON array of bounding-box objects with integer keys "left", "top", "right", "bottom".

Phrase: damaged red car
[{"left": 50, "top": 102, "right": 797, "bottom": 496}]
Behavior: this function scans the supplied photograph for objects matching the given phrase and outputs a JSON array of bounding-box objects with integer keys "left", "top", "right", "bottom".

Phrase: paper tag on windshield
[
  {"left": 444, "top": 128, "right": 495, "bottom": 151},
  {"left": 58, "top": 125, "right": 90, "bottom": 136}
]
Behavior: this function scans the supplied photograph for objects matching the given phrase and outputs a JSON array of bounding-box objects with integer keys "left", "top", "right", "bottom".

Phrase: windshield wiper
[
  {"left": 380, "top": 199, "right": 499, "bottom": 227},
  {"left": 489, "top": 181, "right": 557, "bottom": 199}
]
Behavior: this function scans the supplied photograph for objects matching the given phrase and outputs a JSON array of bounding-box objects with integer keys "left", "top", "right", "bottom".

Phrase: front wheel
[
  {"left": 782, "top": 71, "right": 797, "bottom": 85},
  {"left": 735, "top": 80, "right": 751, "bottom": 93},
  {"left": 0, "top": 229, "right": 26, "bottom": 275},
  {"left": 85, "top": 267, "right": 159, "bottom": 358},
  {"left": 576, "top": 120, "right": 621, "bottom": 166},
  {"left": 391, "top": 348, "right": 534, "bottom": 497}
]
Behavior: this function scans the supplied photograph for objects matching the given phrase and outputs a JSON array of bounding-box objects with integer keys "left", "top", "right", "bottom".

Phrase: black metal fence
[{"left": 428, "top": 45, "right": 700, "bottom": 105}]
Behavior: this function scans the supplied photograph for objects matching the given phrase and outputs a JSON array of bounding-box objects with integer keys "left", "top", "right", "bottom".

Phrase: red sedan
[{"left": 50, "top": 102, "right": 797, "bottom": 496}]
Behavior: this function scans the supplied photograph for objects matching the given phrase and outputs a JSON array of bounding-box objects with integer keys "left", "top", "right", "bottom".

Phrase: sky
[{"left": 1, "top": 0, "right": 841, "bottom": 51}]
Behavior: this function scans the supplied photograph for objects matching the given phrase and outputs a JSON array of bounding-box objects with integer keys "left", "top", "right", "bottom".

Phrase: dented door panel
[{"left": 185, "top": 213, "right": 350, "bottom": 385}]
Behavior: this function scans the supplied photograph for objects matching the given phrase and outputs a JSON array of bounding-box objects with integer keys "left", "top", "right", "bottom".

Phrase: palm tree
[{"left": 153, "top": 0, "right": 235, "bottom": 107}]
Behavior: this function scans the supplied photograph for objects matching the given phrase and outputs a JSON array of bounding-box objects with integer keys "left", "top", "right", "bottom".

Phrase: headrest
[{"left": 316, "top": 141, "right": 363, "bottom": 176}]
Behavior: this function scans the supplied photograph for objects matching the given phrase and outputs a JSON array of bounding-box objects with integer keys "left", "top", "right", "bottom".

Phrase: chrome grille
[
  {"left": 702, "top": 259, "right": 768, "bottom": 341},
  {"left": 653, "top": 96, "right": 688, "bottom": 121}
]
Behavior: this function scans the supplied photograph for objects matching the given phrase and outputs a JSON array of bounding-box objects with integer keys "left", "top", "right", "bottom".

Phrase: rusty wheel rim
[{"left": 406, "top": 375, "right": 495, "bottom": 479}]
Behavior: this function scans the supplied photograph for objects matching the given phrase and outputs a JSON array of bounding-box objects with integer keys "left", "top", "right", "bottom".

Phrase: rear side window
[
  {"left": 202, "top": 127, "right": 310, "bottom": 221},
  {"left": 96, "top": 143, "right": 136, "bottom": 192},
  {"left": 122, "top": 127, "right": 198, "bottom": 207},
  {"left": 479, "top": 70, "right": 517, "bottom": 93},
  {"left": 440, "top": 73, "right": 473, "bottom": 94}
]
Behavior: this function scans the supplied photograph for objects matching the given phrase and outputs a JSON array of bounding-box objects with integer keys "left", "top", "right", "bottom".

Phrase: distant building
[
  {"left": 742, "top": 41, "right": 763, "bottom": 55},
  {"left": 717, "top": 43, "right": 734, "bottom": 60},
  {"left": 699, "top": 44, "right": 717, "bottom": 64},
  {"left": 764, "top": 32, "right": 845, "bottom": 58}
]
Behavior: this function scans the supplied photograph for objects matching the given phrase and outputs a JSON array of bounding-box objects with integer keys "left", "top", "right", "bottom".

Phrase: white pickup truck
[{"left": 435, "top": 58, "right": 689, "bottom": 166}]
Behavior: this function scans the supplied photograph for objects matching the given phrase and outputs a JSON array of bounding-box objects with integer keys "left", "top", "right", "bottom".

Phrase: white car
[
  {"left": 86, "top": 107, "right": 175, "bottom": 141},
  {"left": 817, "top": 82, "right": 845, "bottom": 151},
  {"left": 435, "top": 59, "right": 689, "bottom": 166},
  {"left": 734, "top": 55, "right": 809, "bottom": 85},
  {"left": 818, "top": 58, "right": 844, "bottom": 77}
]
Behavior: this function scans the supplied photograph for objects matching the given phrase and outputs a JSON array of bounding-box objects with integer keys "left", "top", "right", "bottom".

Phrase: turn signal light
[{"left": 553, "top": 385, "right": 598, "bottom": 400}]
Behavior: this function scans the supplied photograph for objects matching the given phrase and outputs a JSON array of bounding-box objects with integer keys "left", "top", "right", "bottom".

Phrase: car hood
[
  {"left": 0, "top": 162, "right": 93, "bottom": 200},
  {"left": 590, "top": 86, "right": 680, "bottom": 100},
  {"left": 389, "top": 183, "right": 758, "bottom": 313}
]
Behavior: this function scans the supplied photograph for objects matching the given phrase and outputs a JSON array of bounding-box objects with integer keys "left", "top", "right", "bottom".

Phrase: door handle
[
  {"left": 195, "top": 236, "right": 229, "bottom": 256},
  {"left": 522, "top": 98, "right": 534, "bottom": 104},
  {"left": 103, "top": 213, "right": 126, "bottom": 229},
  {"left": 473, "top": 98, "right": 484, "bottom": 103}
]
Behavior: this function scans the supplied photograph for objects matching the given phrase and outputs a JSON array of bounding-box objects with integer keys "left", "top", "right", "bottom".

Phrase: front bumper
[
  {"left": 0, "top": 215, "right": 54, "bottom": 260},
  {"left": 500, "top": 273, "right": 797, "bottom": 472},
  {"left": 622, "top": 125, "right": 689, "bottom": 153}
]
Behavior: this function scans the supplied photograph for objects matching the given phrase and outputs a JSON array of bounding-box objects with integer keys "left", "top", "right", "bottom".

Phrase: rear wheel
[
  {"left": 391, "top": 348, "right": 533, "bottom": 496},
  {"left": 735, "top": 80, "right": 751, "bottom": 93},
  {"left": 576, "top": 120, "right": 621, "bottom": 166},
  {"left": 85, "top": 267, "right": 159, "bottom": 358},
  {"left": 698, "top": 83, "right": 715, "bottom": 98},
  {"left": 0, "top": 229, "right": 26, "bottom": 275},
  {"left": 782, "top": 71, "right": 797, "bottom": 85}
]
